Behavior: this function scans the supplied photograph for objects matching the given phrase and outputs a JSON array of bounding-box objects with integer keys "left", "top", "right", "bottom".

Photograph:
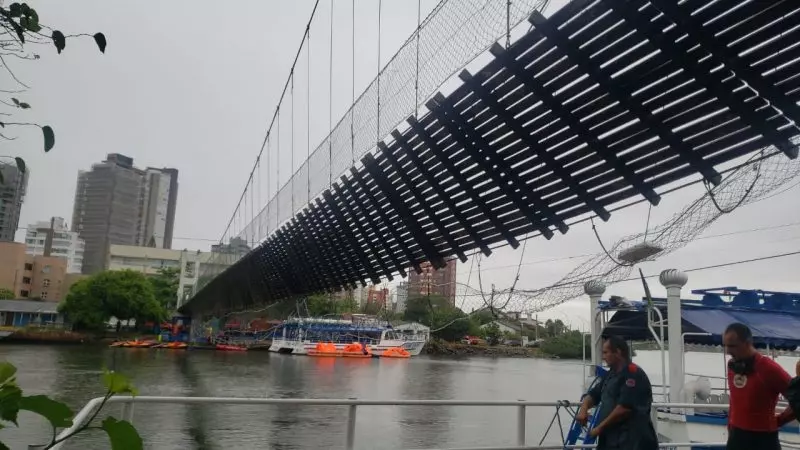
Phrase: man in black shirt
[{"left": 576, "top": 335, "right": 658, "bottom": 450}]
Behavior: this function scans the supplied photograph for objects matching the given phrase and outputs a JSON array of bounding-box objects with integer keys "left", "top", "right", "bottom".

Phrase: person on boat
[
  {"left": 575, "top": 335, "right": 658, "bottom": 450},
  {"left": 723, "top": 322, "right": 794, "bottom": 450}
]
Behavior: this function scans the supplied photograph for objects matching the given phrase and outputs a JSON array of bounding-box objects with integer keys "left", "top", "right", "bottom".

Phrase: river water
[{"left": 0, "top": 344, "right": 797, "bottom": 449}]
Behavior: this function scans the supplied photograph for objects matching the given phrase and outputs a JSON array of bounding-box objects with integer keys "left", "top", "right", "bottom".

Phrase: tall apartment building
[
  {"left": 394, "top": 281, "right": 408, "bottom": 313},
  {"left": 0, "top": 161, "right": 29, "bottom": 242},
  {"left": 407, "top": 259, "right": 457, "bottom": 306},
  {"left": 138, "top": 168, "right": 179, "bottom": 249},
  {"left": 24, "top": 217, "right": 85, "bottom": 273},
  {"left": 71, "top": 154, "right": 179, "bottom": 274}
]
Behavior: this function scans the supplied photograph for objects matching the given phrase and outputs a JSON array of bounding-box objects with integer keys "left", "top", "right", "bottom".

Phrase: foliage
[
  {"left": 0, "top": 3, "right": 106, "bottom": 184},
  {"left": 0, "top": 361, "right": 141, "bottom": 449},
  {"left": 148, "top": 267, "right": 180, "bottom": 312},
  {"left": 304, "top": 294, "right": 359, "bottom": 317},
  {"left": 59, "top": 270, "right": 167, "bottom": 331},
  {"left": 0, "top": 288, "right": 14, "bottom": 300},
  {"left": 483, "top": 322, "right": 502, "bottom": 346},
  {"left": 543, "top": 319, "right": 568, "bottom": 337},
  {"left": 401, "top": 295, "right": 481, "bottom": 342},
  {"left": 539, "top": 330, "right": 589, "bottom": 360}
]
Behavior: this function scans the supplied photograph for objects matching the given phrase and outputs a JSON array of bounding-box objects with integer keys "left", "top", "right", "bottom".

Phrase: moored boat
[
  {"left": 268, "top": 315, "right": 426, "bottom": 356},
  {"left": 215, "top": 344, "right": 248, "bottom": 352},
  {"left": 380, "top": 347, "right": 411, "bottom": 359}
]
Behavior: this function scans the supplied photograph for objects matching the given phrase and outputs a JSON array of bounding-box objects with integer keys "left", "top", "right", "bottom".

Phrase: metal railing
[{"left": 50, "top": 397, "right": 735, "bottom": 450}]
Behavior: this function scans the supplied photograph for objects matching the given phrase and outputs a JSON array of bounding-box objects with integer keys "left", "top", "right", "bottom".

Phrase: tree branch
[{"left": 0, "top": 53, "right": 30, "bottom": 88}]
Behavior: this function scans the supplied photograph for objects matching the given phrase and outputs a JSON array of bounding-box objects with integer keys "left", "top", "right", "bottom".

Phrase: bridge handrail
[{"left": 53, "top": 397, "right": 731, "bottom": 450}]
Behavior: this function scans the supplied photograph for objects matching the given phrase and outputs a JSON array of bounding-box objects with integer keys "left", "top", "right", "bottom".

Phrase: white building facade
[
  {"left": 107, "top": 245, "right": 233, "bottom": 309},
  {"left": 25, "top": 217, "right": 84, "bottom": 273}
]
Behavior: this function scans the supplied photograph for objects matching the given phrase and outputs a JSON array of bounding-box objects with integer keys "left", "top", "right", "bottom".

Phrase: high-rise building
[
  {"left": 366, "top": 285, "right": 389, "bottom": 309},
  {"left": 394, "top": 281, "right": 408, "bottom": 313},
  {"left": 407, "top": 258, "right": 457, "bottom": 306},
  {"left": 24, "top": 217, "right": 84, "bottom": 273},
  {"left": 0, "top": 161, "right": 28, "bottom": 242},
  {"left": 137, "top": 168, "right": 179, "bottom": 249},
  {"left": 71, "top": 154, "right": 178, "bottom": 274},
  {"left": 210, "top": 237, "right": 251, "bottom": 255}
]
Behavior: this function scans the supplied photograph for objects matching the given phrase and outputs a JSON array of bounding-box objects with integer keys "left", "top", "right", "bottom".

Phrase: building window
[
  {"left": 20, "top": 290, "right": 28, "bottom": 298},
  {"left": 41, "top": 291, "right": 48, "bottom": 300},
  {"left": 22, "top": 277, "right": 31, "bottom": 284},
  {"left": 184, "top": 262, "right": 195, "bottom": 278},
  {"left": 42, "top": 279, "right": 50, "bottom": 288},
  {"left": 41, "top": 265, "right": 51, "bottom": 274},
  {"left": 24, "top": 263, "right": 33, "bottom": 271}
]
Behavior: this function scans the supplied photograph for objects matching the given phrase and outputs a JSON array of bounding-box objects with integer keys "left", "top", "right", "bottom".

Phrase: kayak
[{"left": 216, "top": 344, "right": 247, "bottom": 352}]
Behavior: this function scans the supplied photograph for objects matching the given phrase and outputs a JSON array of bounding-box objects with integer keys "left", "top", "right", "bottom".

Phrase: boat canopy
[{"left": 600, "top": 287, "right": 800, "bottom": 350}]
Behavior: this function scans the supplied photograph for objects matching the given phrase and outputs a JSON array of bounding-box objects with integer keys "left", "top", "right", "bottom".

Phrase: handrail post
[
  {"left": 121, "top": 400, "right": 135, "bottom": 423},
  {"left": 516, "top": 402, "right": 526, "bottom": 447},
  {"left": 346, "top": 402, "right": 357, "bottom": 450}
]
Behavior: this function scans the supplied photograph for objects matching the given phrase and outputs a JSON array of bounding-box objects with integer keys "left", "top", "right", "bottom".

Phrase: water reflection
[{"left": 0, "top": 344, "right": 625, "bottom": 449}]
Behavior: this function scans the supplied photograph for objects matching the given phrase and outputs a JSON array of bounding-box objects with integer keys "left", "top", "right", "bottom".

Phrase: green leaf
[
  {"left": 0, "top": 441, "right": 10, "bottom": 450},
  {"left": 42, "top": 125, "right": 54, "bottom": 152},
  {"left": 0, "top": 363, "right": 16, "bottom": 385},
  {"left": 0, "top": 384, "right": 22, "bottom": 425},
  {"left": 51, "top": 30, "right": 65, "bottom": 54},
  {"left": 101, "top": 417, "right": 142, "bottom": 450},
  {"left": 8, "top": 3, "right": 22, "bottom": 17},
  {"left": 102, "top": 370, "right": 137, "bottom": 396},
  {"left": 11, "top": 98, "right": 19, "bottom": 106},
  {"left": 94, "top": 33, "right": 107, "bottom": 54},
  {"left": 18, "top": 102, "right": 30, "bottom": 109},
  {"left": 18, "top": 395, "right": 73, "bottom": 428},
  {"left": 13, "top": 158, "right": 24, "bottom": 175}
]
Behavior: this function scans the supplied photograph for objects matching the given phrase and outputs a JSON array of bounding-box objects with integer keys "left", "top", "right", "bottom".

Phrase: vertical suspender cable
[
  {"left": 307, "top": 27, "right": 312, "bottom": 203},
  {"left": 506, "top": 0, "right": 512, "bottom": 48},
  {"left": 291, "top": 72, "right": 295, "bottom": 213},
  {"left": 329, "top": 0, "right": 335, "bottom": 188},
  {"left": 218, "top": 0, "right": 320, "bottom": 244},
  {"left": 415, "top": 0, "right": 421, "bottom": 120},
  {"left": 266, "top": 133, "right": 271, "bottom": 234},
  {"left": 351, "top": 0, "right": 356, "bottom": 166},
  {"left": 277, "top": 107, "right": 281, "bottom": 226},
  {"left": 376, "top": 0, "right": 382, "bottom": 144}
]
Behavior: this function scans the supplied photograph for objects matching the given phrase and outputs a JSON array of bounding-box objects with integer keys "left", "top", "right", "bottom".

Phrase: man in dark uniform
[{"left": 575, "top": 335, "right": 658, "bottom": 450}]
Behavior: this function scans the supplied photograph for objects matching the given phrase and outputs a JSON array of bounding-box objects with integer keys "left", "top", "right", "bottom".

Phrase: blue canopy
[{"left": 602, "top": 302, "right": 800, "bottom": 350}]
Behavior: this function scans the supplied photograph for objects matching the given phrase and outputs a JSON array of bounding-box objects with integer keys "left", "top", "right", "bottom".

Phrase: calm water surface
[{"left": 1, "top": 344, "right": 797, "bottom": 449}]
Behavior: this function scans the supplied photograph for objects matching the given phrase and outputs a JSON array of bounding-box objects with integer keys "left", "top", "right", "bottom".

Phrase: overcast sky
[{"left": 10, "top": 0, "right": 800, "bottom": 325}]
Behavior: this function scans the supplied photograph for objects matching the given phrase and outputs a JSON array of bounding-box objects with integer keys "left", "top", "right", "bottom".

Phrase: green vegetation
[
  {"left": 0, "top": 3, "right": 106, "bottom": 184},
  {"left": 539, "top": 329, "right": 590, "bottom": 360},
  {"left": 402, "top": 295, "right": 485, "bottom": 342},
  {"left": 0, "top": 362, "right": 141, "bottom": 450},
  {"left": 59, "top": 270, "right": 168, "bottom": 331},
  {"left": 148, "top": 268, "right": 180, "bottom": 311},
  {"left": 0, "top": 288, "right": 14, "bottom": 300}
]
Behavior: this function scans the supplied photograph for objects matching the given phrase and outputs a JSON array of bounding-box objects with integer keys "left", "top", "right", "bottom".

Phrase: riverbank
[{"left": 424, "top": 339, "right": 546, "bottom": 358}]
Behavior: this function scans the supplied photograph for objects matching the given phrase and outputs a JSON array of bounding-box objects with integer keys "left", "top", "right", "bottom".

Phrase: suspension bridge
[{"left": 180, "top": 0, "right": 800, "bottom": 317}]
